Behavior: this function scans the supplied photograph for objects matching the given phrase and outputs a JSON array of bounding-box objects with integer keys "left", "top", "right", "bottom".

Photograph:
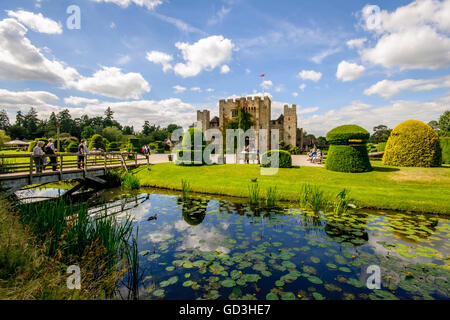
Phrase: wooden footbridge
[{"left": 0, "top": 152, "right": 152, "bottom": 194}]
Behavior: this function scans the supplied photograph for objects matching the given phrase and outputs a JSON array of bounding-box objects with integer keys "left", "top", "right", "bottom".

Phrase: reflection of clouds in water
[
  {"left": 219, "top": 222, "right": 230, "bottom": 230},
  {"left": 145, "top": 224, "right": 174, "bottom": 243},
  {"left": 126, "top": 201, "right": 152, "bottom": 222},
  {"left": 176, "top": 220, "right": 230, "bottom": 254},
  {"left": 16, "top": 188, "right": 65, "bottom": 202}
]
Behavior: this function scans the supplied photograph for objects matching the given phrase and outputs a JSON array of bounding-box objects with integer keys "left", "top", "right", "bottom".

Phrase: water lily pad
[
  {"left": 221, "top": 279, "right": 236, "bottom": 288},
  {"left": 282, "top": 261, "right": 296, "bottom": 269},
  {"left": 266, "top": 292, "right": 279, "bottom": 300},
  {"left": 307, "top": 276, "right": 323, "bottom": 285},
  {"left": 183, "top": 280, "right": 193, "bottom": 287},
  {"left": 310, "top": 257, "right": 320, "bottom": 264},
  {"left": 153, "top": 289, "right": 165, "bottom": 297},
  {"left": 275, "top": 280, "right": 285, "bottom": 287},
  {"left": 281, "top": 292, "right": 296, "bottom": 300},
  {"left": 312, "top": 292, "right": 325, "bottom": 300}
]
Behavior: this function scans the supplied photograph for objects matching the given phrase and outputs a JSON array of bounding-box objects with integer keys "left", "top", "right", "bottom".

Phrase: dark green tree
[
  {"left": 370, "top": 125, "right": 392, "bottom": 143},
  {"left": 438, "top": 110, "right": 450, "bottom": 136},
  {"left": 0, "top": 109, "right": 10, "bottom": 130}
]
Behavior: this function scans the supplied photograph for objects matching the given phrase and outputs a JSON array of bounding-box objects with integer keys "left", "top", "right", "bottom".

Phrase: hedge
[
  {"left": 377, "top": 142, "right": 387, "bottom": 152},
  {"left": 325, "top": 145, "right": 372, "bottom": 173},
  {"left": 261, "top": 150, "right": 292, "bottom": 168},
  {"left": 128, "top": 138, "right": 140, "bottom": 152},
  {"left": 106, "top": 141, "right": 120, "bottom": 152},
  {"left": 326, "top": 125, "right": 370, "bottom": 145},
  {"left": 383, "top": 120, "right": 441, "bottom": 167},
  {"left": 440, "top": 137, "right": 450, "bottom": 164},
  {"left": 325, "top": 125, "right": 372, "bottom": 173}
]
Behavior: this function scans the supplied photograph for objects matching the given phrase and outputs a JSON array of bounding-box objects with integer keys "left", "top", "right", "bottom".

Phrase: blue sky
[{"left": 0, "top": 0, "right": 449, "bottom": 136}]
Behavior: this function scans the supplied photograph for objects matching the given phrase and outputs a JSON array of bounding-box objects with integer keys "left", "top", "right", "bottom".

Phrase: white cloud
[
  {"left": 70, "top": 66, "right": 150, "bottom": 99},
  {"left": 207, "top": 6, "right": 231, "bottom": 26},
  {"left": 299, "top": 83, "right": 306, "bottom": 91},
  {"left": 190, "top": 87, "right": 201, "bottom": 92},
  {"left": 64, "top": 96, "right": 100, "bottom": 106},
  {"left": 0, "top": 18, "right": 79, "bottom": 83},
  {"left": 292, "top": 92, "right": 298, "bottom": 97},
  {"left": 245, "top": 68, "right": 251, "bottom": 74},
  {"left": 299, "top": 107, "right": 319, "bottom": 114},
  {"left": 275, "top": 86, "right": 283, "bottom": 93},
  {"left": 7, "top": 10, "right": 62, "bottom": 34},
  {"left": 261, "top": 80, "right": 273, "bottom": 90},
  {"left": 336, "top": 61, "right": 365, "bottom": 82},
  {"left": 301, "top": 95, "right": 449, "bottom": 137},
  {"left": 220, "top": 64, "right": 230, "bottom": 74},
  {"left": 298, "top": 70, "right": 322, "bottom": 82},
  {"left": 78, "top": 98, "right": 197, "bottom": 128},
  {"left": 173, "top": 85, "right": 186, "bottom": 93},
  {"left": 173, "top": 35, "right": 234, "bottom": 77},
  {"left": 346, "top": 38, "right": 367, "bottom": 49},
  {"left": 0, "top": 88, "right": 60, "bottom": 119},
  {"left": 364, "top": 75, "right": 450, "bottom": 99},
  {"left": 311, "top": 47, "right": 340, "bottom": 64},
  {"left": 116, "top": 54, "right": 131, "bottom": 66},
  {"left": 152, "top": 12, "right": 205, "bottom": 35},
  {"left": 146, "top": 50, "right": 173, "bottom": 72},
  {"left": 360, "top": 1, "right": 450, "bottom": 70},
  {"left": 91, "top": 0, "right": 163, "bottom": 10},
  {"left": 206, "top": 88, "right": 214, "bottom": 92}
]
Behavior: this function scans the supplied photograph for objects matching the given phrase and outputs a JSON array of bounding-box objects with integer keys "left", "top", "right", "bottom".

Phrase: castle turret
[
  {"left": 197, "top": 110, "right": 210, "bottom": 132},
  {"left": 283, "top": 104, "right": 297, "bottom": 147}
]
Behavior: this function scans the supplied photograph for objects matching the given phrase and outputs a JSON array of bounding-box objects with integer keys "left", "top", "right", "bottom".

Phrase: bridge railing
[{"left": 0, "top": 152, "right": 147, "bottom": 176}]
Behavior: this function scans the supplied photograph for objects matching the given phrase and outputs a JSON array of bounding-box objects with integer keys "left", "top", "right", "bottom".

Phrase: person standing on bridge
[
  {"left": 32, "top": 141, "right": 45, "bottom": 174},
  {"left": 44, "top": 138, "right": 57, "bottom": 171},
  {"left": 78, "top": 140, "right": 87, "bottom": 169}
]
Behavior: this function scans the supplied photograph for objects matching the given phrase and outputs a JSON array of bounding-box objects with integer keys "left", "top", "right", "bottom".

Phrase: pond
[{"left": 17, "top": 187, "right": 450, "bottom": 300}]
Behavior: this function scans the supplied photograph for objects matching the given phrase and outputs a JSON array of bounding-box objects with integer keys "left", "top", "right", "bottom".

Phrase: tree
[
  {"left": 102, "top": 126, "right": 123, "bottom": 142},
  {"left": 370, "top": 125, "right": 392, "bottom": 143},
  {"left": 23, "top": 108, "right": 40, "bottom": 139},
  {"left": 7, "top": 125, "right": 26, "bottom": 139},
  {"left": 103, "top": 107, "right": 114, "bottom": 127},
  {"left": 123, "top": 125, "right": 134, "bottom": 135},
  {"left": 142, "top": 121, "right": 152, "bottom": 136},
  {"left": 0, "top": 130, "right": 10, "bottom": 146},
  {"left": 81, "top": 126, "right": 96, "bottom": 140},
  {"left": 15, "top": 111, "right": 24, "bottom": 126},
  {"left": 0, "top": 109, "right": 10, "bottom": 130},
  {"left": 167, "top": 124, "right": 181, "bottom": 133},
  {"left": 438, "top": 110, "right": 450, "bottom": 136},
  {"left": 57, "top": 109, "right": 76, "bottom": 136}
]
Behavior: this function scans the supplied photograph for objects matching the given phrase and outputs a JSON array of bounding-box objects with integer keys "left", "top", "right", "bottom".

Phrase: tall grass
[
  {"left": 248, "top": 183, "right": 260, "bottom": 206},
  {"left": 17, "top": 198, "right": 133, "bottom": 270},
  {"left": 299, "top": 183, "right": 329, "bottom": 213},
  {"left": 265, "top": 186, "right": 278, "bottom": 208},
  {"left": 333, "top": 189, "right": 351, "bottom": 214},
  {"left": 124, "top": 229, "right": 141, "bottom": 300},
  {"left": 181, "top": 179, "right": 191, "bottom": 200},
  {"left": 122, "top": 173, "right": 140, "bottom": 190}
]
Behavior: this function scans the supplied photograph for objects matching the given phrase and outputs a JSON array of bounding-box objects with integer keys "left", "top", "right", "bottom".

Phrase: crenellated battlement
[{"left": 220, "top": 96, "right": 270, "bottom": 106}]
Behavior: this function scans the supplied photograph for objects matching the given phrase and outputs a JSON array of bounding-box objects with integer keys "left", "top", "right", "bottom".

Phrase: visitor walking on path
[
  {"left": 32, "top": 141, "right": 45, "bottom": 174},
  {"left": 44, "top": 138, "right": 57, "bottom": 171}
]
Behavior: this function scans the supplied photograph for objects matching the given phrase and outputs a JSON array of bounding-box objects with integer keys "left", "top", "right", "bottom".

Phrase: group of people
[
  {"left": 142, "top": 144, "right": 151, "bottom": 156},
  {"left": 32, "top": 138, "right": 57, "bottom": 173},
  {"left": 307, "top": 148, "right": 323, "bottom": 163}
]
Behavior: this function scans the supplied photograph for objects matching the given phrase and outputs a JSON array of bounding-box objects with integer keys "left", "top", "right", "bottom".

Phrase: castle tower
[
  {"left": 283, "top": 104, "right": 297, "bottom": 147},
  {"left": 197, "top": 110, "right": 210, "bottom": 132}
]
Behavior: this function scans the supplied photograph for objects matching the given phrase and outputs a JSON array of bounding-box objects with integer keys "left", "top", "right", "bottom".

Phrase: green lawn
[{"left": 133, "top": 163, "right": 450, "bottom": 214}]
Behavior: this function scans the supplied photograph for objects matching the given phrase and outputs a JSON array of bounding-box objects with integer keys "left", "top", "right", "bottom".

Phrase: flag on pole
[{"left": 260, "top": 74, "right": 265, "bottom": 77}]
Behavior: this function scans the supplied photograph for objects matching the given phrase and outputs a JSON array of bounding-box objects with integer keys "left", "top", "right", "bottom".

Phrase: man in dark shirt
[{"left": 78, "top": 140, "right": 86, "bottom": 169}]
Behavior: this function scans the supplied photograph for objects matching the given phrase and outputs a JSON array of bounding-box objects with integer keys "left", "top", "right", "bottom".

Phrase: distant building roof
[{"left": 5, "top": 140, "right": 30, "bottom": 145}]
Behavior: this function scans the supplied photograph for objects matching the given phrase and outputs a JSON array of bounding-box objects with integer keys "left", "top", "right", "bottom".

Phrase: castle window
[{"left": 232, "top": 109, "right": 238, "bottom": 117}]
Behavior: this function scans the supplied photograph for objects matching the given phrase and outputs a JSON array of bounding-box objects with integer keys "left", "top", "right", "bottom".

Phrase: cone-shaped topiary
[
  {"left": 325, "top": 125, "right": 372, "bottom": 173},
  {"left": 382, "top": 120, "right": 441, "bottom": 167},
  {"left": 176, "top": 127, "right": 208, "bottom": 166}
]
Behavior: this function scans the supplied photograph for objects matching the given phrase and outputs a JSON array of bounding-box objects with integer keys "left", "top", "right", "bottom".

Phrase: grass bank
[{"left": 133, "top": 163, "right": 450, "bottom": 214}]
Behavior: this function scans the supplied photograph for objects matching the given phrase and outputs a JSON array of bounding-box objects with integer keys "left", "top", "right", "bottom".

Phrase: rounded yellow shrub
[{"left": 382, "top": 120, "right": 441, "bottom": 167}]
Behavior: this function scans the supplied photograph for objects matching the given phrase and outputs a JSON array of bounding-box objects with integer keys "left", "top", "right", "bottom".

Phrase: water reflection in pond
[{"left": 20, "top": 187, "right": 450, "bottom": 300}]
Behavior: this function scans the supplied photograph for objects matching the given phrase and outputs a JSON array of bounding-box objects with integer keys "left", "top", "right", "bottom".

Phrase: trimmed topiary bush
[
  {"left": 89, "top": 134, "right": 108, "bottom": 150},
  {"left": 261, "top": 150, "right": 292, "bottom": 168},
  {"left": 440, "top": 138, "right": 450, "bottom": 164},
  {"left": 383, "top": 120, "right": 441, "bottom": 167},
  {"left": 28, "top": 138, "right": 49, "bottom": 152},
  {"left": 106, "top": 141, "right": 120, "bottom": 152},
  {"left": 176, "top": 127, "right": 208, "bottom": 166},
  {"left": 325, "top": 125, "right": 372, "bottom": 173}
]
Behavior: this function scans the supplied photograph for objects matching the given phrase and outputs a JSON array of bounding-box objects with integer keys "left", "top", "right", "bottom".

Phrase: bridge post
[
  {"left": 59, "top": 154, "right": 63, "bottom": 180},
  {"left": 29, "top": 157, "right": 33, "bottom": 185}
]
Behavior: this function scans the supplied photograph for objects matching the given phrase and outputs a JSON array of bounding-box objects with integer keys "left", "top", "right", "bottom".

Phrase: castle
[{"left": 197, "top": 96, "right": 302, "bottom": 150}]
